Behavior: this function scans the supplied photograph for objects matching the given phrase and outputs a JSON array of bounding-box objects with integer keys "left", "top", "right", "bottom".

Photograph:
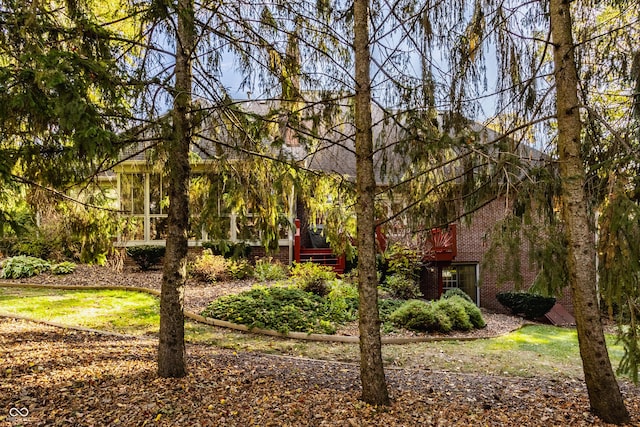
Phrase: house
[{"left": 112, "top": 100, "right": 573, "bottom": 315}]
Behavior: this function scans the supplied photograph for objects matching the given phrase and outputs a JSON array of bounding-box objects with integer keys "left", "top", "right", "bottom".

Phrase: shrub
[
  {"left": 253, "top": 258, "right": 288, "bottom": 281},
  {"left": 442, "top": 288, "right": 474, "bottom": 303},
  {"left": 201, "top": 286, "right": 334, "bottom": 334},
  {"left": 227, "top": 259, "right": 254, "bottom": 280},
  {"left": 202, "top": 240, "right": 252, "bottom": 260},
  {"left": 0, "top": 256, "right": 51, "bottom": 279},
  {"left": 289, "top": 262, "right": 336, "bottom": 297},
  {"left": 389, "top": 299, "right": 439, "bottom": 332},
  {"left": 383, "top": 274, "right": 422, "bottom": 300},
  {"left": 189, "top": 249, "right": 228, "bottom": 283},
  {"left": 383, "top": 244, "right": 422, "bottom": 279},
  {"left": 51, "top": 261, "right": 76, "bottom": 275},
  {"left": 496, "top": 291, "right": 556, "bottom": 319},
  {"left": 126, "top": 245, "right": 165, "bottom": 271},
  {"left": 433, "top": 296, "right": 474, "bottom": 331},
  {"left": 326, "top": 280, "right": 359, "bottom": 323},
  {"left": 377, "top": 298, "right": 405, "bottom": 320}
]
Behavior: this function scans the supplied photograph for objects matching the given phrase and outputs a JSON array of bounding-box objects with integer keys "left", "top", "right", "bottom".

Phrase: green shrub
[
  {"left": 14, "top": 237, "right": 55, "bottom": 260},
  {"left": 0, "top": 256, "right": 51, "bottom": 279},
  {"left": 433, "top": 296, "right": 474, "bottom": 331},
  {"left": 442, "top": 288, "right": 474, "bottom": 303},
  {"left": 326, "top": 280, "right": 359, "bottom": 323},
  {"left": 496, "top": 291, "right": 556, "bottom": 319},
  {"left": 383, "top": 244, "right": 422, "bottom": 279},
  {"left": 201, "top": 286, "right": 334, "bottom": 334},
  {"left": 289, "top": 262, "right": 336, "bottom": 297},
  {"left": 227, "top": 259, "right": 254, "bottom": 280},
  {"left": 389, "top": 299, "right": 439, "bottom": 332},
  {"left": 383, "top": 274, "right": 422, "bottom": 300},
  {"left": 126, "top": 245, "right": 165, "bottom": 271},
  {"left": 253, "top": 258, "right": 288, "bottom": 281},
  {"left": 202, "top": 240, "right": 252, "bottom": 259},
  {"left": 51, "top": 261, "right": 76, "bottom": 275},
  {"left": 378, "top": 298, "right": 406, "bottom": 322},
  {"left": 189, "top": 249, "right": 228, "bottom": 283}
]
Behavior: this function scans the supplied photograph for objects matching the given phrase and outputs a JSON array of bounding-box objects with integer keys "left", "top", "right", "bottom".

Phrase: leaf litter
[{"left": 1, "top": 317, "right": 639, "bottom": 426}]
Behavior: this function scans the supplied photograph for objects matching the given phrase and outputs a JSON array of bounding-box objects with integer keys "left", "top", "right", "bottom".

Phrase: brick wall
[{"left": 455, "top": 197, "right": 573, "bottom": 314}]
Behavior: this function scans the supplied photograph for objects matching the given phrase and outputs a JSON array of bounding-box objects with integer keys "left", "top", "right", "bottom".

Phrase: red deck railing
[{"left": 422, "top": 224, "right": 457, "bottom": 262}]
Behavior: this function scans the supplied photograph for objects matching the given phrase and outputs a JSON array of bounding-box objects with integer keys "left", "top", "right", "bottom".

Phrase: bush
[
  {"left": 227, "top": 259, "right": 254, "bottom": 280},
  {"left": 383, "top": 274, "right": 422, "bottom": 300},
  {"left": 189, "top": 249, "right": 228, "bottom": 283},
  {"left": 253, "top": 258, "right": 288, "bottom": 281},
  {"left": 389, "top": 300, "right": 440, "bottom": 332},
  {"left": 442, "top": 288, "right": 474, "bottom": 303},
  {"left": 201, "top": 286, "right": 334, "bottom": 334},
  {"left": 496, "top": 291, "right": 556, "bottom": 319},
  {"left": 383, "top": 244, "right": 422, "bottom": 279},
  {"left": 433, "top": 296, "right": 474, "bottom": 331},
  {"left": 51, "top": 261, "right": 76, "bottom": 275},
  {"left": 0, "top": 256, "right": 51, "bottom": 279},
  {"left": 389, "top": 295, "right": 486, "bottom": 333},
  {"left": 202, "top": 240, "right": 252, "bottom": 260},
  {"left": 126, "top": 245, "right": 165, "bottom": 271},
  {"left": 289, "top": 262, "right": 336, "bottom": 297},
  {"left": 326, "top": 280, "right": 359, "bottom": 323}
]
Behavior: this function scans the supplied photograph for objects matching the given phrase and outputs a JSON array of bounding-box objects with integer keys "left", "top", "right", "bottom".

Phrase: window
[
  {"left": 119, "top": 172, "right": 168, "bottom": 243},
  {"left": 442, "top": 264, "right": 478, "bottom": 304}
]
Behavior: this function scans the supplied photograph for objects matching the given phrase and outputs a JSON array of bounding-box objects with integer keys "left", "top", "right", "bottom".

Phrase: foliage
[
  {"left": 201, "top": 286, "right": 336, "bottom": 334},
  {"left": 388, "top": 300, "right": 444, "bottom": 332},
  {"left": 51, "top": 262, "right": 77, "bottom": 275},
  {"left": 253, "top": 258, "right": 288, "bottom": 281},
  {"left": 226, "top": 259, "right": 254, "bottom": 280},
  {"left": 189, "top": 249, "right": 228, "bottom": 283},
  {"left": 289, "top": 262, "right": 337, "bottom": 296},
  {"left": 202, "top": 240, "right": 252, "bottom": 260},
  {"left": 496, "top": 292, "right": 556, "bottom": 319},
  {"left": 382, "top": 274, "right": 422, "bottom": 300},
  {"left": 389, "top": 295, "right": 486, "bottom": 333},
  {"left": 126, "top": 245, "right": 166, "bottom": 271},
  {"left": 382, "top": 244, "right": 422, "bottom": 280},
  {"left": 442, "top": 288, "right": 473, "bottom": 303},
  {"left": 433, "top": 296, "right": 474, "bottom": 331},
  {"left": 0, "top": 256, "right": 51, "bottom": 279},
  {"left": 325, "top": 280, "right": 359, "bottom": 323}
]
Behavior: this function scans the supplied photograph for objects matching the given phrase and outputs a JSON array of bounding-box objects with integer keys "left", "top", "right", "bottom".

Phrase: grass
[
  {"left": 0, "top": 286, "right": 629, "bottom": 380},
  {"left": 0, "top": 286, "right": 159, "bottom": 335}
]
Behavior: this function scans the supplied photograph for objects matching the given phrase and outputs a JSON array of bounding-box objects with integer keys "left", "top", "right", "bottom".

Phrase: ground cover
[{"left": 1, "top": 318, "right": 640, "bottom": 426}]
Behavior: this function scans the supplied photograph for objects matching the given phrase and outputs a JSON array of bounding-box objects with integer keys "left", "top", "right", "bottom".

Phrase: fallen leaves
[{"left": 1, "top": 317, "right": 640, "bottom": 426}]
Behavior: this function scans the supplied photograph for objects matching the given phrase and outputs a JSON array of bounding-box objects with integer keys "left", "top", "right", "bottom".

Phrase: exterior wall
[{"left": 455, "top": 197, "right": 573, "bottom": 314}]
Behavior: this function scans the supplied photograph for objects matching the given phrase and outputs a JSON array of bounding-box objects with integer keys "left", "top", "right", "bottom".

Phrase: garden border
[{"left": 0, "top": 282, "right": 511, "bottom": 344}]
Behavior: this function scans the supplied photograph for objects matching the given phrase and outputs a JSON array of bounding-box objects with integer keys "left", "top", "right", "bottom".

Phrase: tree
[
  {"left": 549, "top": 0, "right": 629, "bottom": 422},
  {"left": 0, "top": 0, "right": 133, "bottom": 259},
  {"left": 156, "top": 0, "right": 194, "bottom": 378},
  {"left": 353, "top": 0, "right": 390, "bottom": 406}
]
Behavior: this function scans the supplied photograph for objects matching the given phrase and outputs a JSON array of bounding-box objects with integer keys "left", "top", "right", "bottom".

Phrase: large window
[
  {"left": 118, "top": 171, "right": 291, "bottom": 245},
  {"left": 442, "top": 264, "right": 478, "bottom": 304}
]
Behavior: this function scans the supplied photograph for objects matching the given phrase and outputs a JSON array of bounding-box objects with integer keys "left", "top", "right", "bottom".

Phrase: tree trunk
[
  {"left": 157, "top": 0, "right": 194, "bottom": 378},
  {"left": 549, "top": 0, "right": 629, "bottom": 423},
  {"left": 353, "top": 0, "right": 390, "bottom": 406}
]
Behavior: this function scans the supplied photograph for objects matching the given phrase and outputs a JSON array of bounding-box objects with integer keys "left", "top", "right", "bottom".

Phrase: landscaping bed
[{"left": 1, "top": 264, "right": 524, "bottom": 339}]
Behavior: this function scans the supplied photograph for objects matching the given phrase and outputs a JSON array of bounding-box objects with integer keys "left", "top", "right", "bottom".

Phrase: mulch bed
[{"left": 2, "top": 265, "right": 640, "bottom": 425}]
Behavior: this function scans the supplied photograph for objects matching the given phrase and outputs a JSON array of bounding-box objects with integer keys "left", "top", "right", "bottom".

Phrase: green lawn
[
  {"left": 0, "top": 286, "right": 628, "bottom": 380},
  {"left": 0, "top": 286, "right": 159, "bottom": 335}
]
